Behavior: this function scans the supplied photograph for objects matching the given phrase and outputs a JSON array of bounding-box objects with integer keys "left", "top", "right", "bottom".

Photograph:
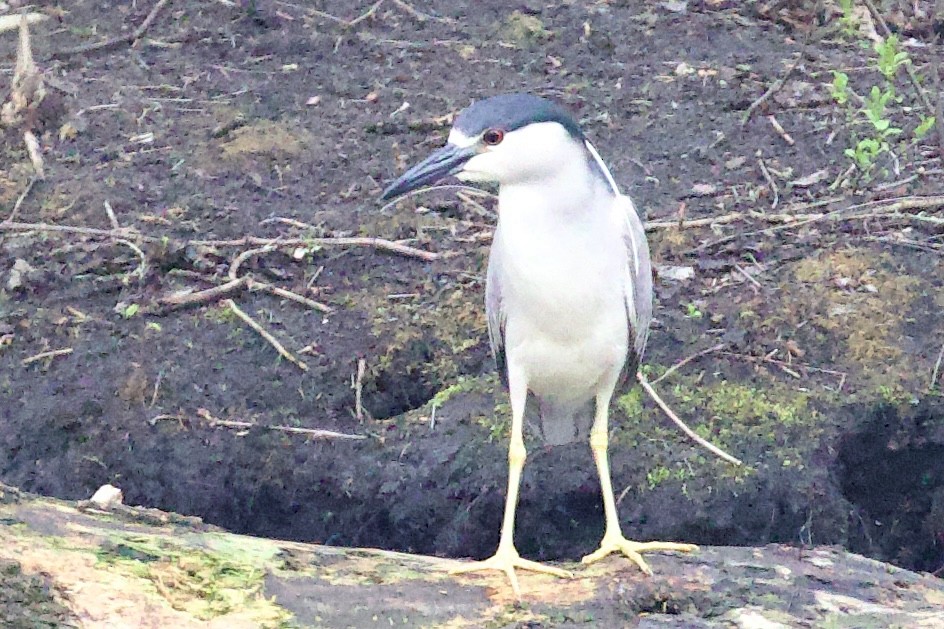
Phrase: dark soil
[{"left": 1, "top": 0, "right": 943, "bottom": 606}]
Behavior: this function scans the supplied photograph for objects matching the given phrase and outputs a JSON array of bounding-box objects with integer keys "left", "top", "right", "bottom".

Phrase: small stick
[
  {"left": 0, "top": 222, "right": 439, "bottom": 261},
  {"left": 931, "top": 342, "right": 944, "bottom": 391},
  {"left": 156, "top": 277, "right": 248, "bottom": 309},
  {"left": 22, "top": 347, "right": 73, "bottom": 366},
  {"left": 651, "top": 343, "right": 725, "bottom": 385},
  {"left": 225, "top": 299, "right": 308, "bottom": 371},
  {"left": 347, "top": 0, "right": 384, "bottom": 28},
  {"left": 637, "top": 372, "right": 743, "bottom": 466},
  {"left": 3, "top": 176, "right": 37, "bottom": 224},
  {"left": 354, "top": 358, "right": 367, "bottom": 422},
  {"left": 52, "top": 0, "right": 172, "bottom": 57},
  {"left": 742, "top": 53, "right": 803, "bottom": 125},
  {"left": 114, "top": 239, "right": 147, "bottom": 281},
  {"left": 767, "top": 115, "right": 795, "bottom": 146},
  {"left": 23, "top": 130, "right": 44, "bottom": 179},
  {"left": 193, "top": 235, "right": 438, "bottom": 262},
  {"left": 257, "top": 283, "right": 332, "bottom": 313},
  {"left": 103, "top": 200, "right": 120, "bottom": 230},
  {"left": 226, "top": 246, "right": 333, "bottom": 313},
  {"left": 180, "top": 409, "right": 366, "bottom": 440},
  {"left": 757, "top": 158, "right": 780, "bottom": 209},
  {"left": 149, "top": 371, "right": 163, "bottom": 408},
  {"left": 228, "top": 245, "right": 275, "bottom": 281},
  {"left": 734, "top": 263, "right": 763, "bottom": 290}
]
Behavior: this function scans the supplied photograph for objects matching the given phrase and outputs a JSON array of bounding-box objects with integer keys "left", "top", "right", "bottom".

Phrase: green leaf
[{"left": 914, "top": 116, "right": 936, "bottom": 140}]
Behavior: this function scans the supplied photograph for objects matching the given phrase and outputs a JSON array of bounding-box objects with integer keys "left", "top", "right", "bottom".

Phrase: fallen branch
[
  {"left": 931, "top": 342, "right": 944, "bottom": 392},
  {"left": 689, "top": 194, "right": 944, "bottom": 253},
  {"left": 114, "top": 239, "right": 148, "bottom": 282},
  {"left": 742, "top": 52, "right": 803, "bottom": 126},
  {"left": 0, "top": 13, "right": 47, "bottom": 35},
  {"left": 3, "top": 177, "right": 38, "bottom": 224},
  {"left": 156, "top": 277, "right": 248, "bottom": 309},
  {"left": 651, "top": 343, "right": 726, "bottom": 385},
  {"left": 0, "top": 222, "right": 439, "bottom": 261},
  {"left": 22, "top": 347, "right": 73, "bottom": 366},
  {"left": 52, "top": 0, "right": 172, "bottom": 58},
  {"left": 152, "top": 409, "right": 367, "bottom": 440},
  {"left": 227, "top": 245, "right": 334, "bottom": 313},
  {"left": 347, "top": 0, "right": 384, "bottom": 28},
  {"left": 637, "top": 372, "right": 743, "bottom": 467},
  {"left": 200, "top": 234, "right": 439, "bottom": 261},
  {"left": 256, "top": 283, "right": 332, "bottom": 313},
  {"left": 225, "top": 298, "right": 309, "bottom": 372}
]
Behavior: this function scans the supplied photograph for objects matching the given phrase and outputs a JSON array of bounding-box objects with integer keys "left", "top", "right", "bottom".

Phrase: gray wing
[
  {"left": 485, "top": 237, "right": 508, "bottom": 388},
  {"left": 584, "top": 139, "right": 653, "bottom": 371},
  {"left": 619, "top": 194, "right": 653, "bottom": 375}
]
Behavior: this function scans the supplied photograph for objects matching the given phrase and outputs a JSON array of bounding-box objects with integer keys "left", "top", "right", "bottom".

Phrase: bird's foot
[
  {"left": 450, "top": 545, "right": 573, "bottom": 598},
  {"left": 581, "top": 532, "right": 698, "bottom": 574}
]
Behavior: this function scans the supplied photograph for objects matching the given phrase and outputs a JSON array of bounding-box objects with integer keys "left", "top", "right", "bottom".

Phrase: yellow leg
[
  {"left": 450, "top": 370, "right": 572, "bottom": 598},
  {"left": 581, "top": 390, "right": 698, "bottom": 573}
]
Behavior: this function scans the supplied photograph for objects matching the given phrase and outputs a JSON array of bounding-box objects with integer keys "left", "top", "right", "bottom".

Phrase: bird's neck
[{"left": 497, "top": 155, "right": 614, "bottom": 227}]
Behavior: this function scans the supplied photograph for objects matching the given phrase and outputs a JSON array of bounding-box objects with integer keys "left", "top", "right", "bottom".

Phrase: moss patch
[
  {"left": 615, "top": 375, "right": 825, "bottom": 491},
  {"left": 95, "top": 534, "right": 291, "bottom": 624},
  {"left": 782, "top": 248, "right": 924, "bottom": 384}
]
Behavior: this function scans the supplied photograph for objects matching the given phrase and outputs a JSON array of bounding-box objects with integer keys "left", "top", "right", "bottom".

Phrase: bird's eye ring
[{"left": 482, "top": 128, "right": 504, "bottom": 146}]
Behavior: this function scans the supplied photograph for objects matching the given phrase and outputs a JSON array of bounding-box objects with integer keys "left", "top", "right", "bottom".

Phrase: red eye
[{"left": 482, "top": 128, "right": 504, "bottom": 146}]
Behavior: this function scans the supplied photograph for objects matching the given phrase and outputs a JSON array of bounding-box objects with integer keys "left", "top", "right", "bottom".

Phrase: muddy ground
[{"left": 1, "top": 0, "right": 943, "bottom": 613}]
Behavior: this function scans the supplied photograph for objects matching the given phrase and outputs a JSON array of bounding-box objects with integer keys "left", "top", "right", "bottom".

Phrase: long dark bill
[{"left": 381, "top": 143, "right": 477, "bottom": 200}]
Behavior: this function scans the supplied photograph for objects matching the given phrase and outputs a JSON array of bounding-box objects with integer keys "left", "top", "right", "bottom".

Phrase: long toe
[
  {"left": 450, "top": 547, "right": 573, "bottom": 598},
  {"left": 582, "top": 534, "right": 698, "bottom": 574}
]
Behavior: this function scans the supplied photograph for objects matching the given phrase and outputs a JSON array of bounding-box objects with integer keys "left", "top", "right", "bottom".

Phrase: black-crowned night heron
[{"left": 381, "top": 93, "right": 697, "bottom": 596}]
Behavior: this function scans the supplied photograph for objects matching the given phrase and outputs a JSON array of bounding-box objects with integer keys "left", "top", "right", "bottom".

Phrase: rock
[
  {"left": 0, "top": 482, "right": 941, "bottom": 627},
  {"left": 5, "top": 258, "right": 34, "bottom": 291}
]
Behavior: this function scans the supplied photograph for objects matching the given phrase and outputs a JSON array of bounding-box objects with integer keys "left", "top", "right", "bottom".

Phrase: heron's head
[{"left": 381, "top": 93, "right": 601, "bottom": 200}]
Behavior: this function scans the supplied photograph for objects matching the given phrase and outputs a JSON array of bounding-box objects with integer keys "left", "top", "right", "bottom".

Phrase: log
[{"left": 1, "top": 483, "right": 942, "bottom": 628}]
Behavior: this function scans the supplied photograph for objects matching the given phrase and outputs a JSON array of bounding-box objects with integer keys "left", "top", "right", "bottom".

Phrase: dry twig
[
  {"left": 103, "top": 201, "right": 120, "bottom": 230},
  {"left": 354, "top": 358, "right": 367, "bottom": 422},
  {"left": 22, "top": 347, "right": 73, "bottom": 366},
  {"left": 766, "top": 115, "right": 795, "bottom": 146},
  {"left": 651, "top": 344, "right": 726, "bottom": 385},
  {"left": 257, "top": 284, "right": 332, "bottom": 313},
  {"left": 347, "top": 0, "right": 384, "bottom": 28},
  {"left": 156, "top": 277, "right": 248, "bottom": 309},
  {"left": 0, "top": 222, "right": 439, "bottom": 260},
  {"left": 225, "top": 298, "right": 309, "bottom": 372},
  {"left": 153, "top": 409, "right": 367, "bottom": 440},
  {"left": 53, "top": 0, "right": 173, "bottom": 58},
  {"left": 742, "top": 52, "right": 803, "bottom": 125},
  {"left": 637, "top": 372, "right": 743, "bottom": 467},
  {"left": 689, "top": 194, "right": 944, "bottom": 253},
  {"left": 757, "top": 158, "right": 780, "bottom": 209},
  {"left": 3, "top": 177, "right": 38, "bottom": 224},
  {"left": 114, "top": 239, "right": 148, "bottom": 281},
  {"left": 931, "top": 343, "right": 944, "bottom": 391}
]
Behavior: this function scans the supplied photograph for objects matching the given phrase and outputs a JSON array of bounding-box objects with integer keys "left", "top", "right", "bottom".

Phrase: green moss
[
  {"left": 612, "top": 374, "right": 829, "bottom": 493},
  {"left": 783, "top": 248, "right": 924, "bottom": 383},
  {"left": 95, "top": 534, "right": 291, "bottom": 624},
  {"left": 428, "top": 375, "right": 489, "bottom": 409},
  {"left": 499, "top": 11, "right": 554, "bottom": 47}
]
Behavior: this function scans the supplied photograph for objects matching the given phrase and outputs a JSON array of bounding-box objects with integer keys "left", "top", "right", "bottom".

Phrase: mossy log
[{"left": 1, "top": 483, "right": 942, "bottom": 628}]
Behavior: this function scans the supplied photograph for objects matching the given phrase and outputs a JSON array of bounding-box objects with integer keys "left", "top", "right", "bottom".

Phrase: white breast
[{"left": 491, "top": 183, "right": 630, "bottom": 405}]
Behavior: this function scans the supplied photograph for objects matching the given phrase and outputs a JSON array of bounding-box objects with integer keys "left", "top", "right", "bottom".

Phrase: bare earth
[{"left": 1, "top": 0, "right": 943, "bottom": 625}]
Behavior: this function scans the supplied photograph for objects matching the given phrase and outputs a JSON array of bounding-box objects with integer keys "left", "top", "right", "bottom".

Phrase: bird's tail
[{"left": 529, "top": 396, "right": 595, "bottom": 446}]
